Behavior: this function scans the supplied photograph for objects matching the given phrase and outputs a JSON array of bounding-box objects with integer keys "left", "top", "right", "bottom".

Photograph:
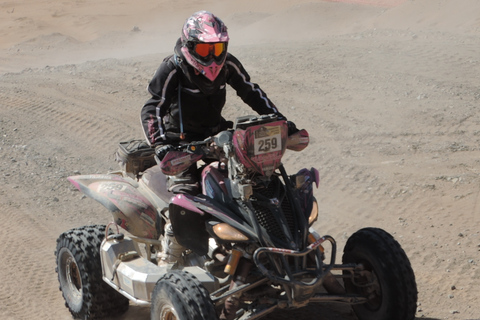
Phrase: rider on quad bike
[
  {"left": 140, "top": 10, "right": 299, "bottom": 266},
  {"left": 56, "top": 11, "right": 417, "bottom": 320}
]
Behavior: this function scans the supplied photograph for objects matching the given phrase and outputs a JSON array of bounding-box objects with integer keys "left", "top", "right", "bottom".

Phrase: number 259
[{"left": 258, "top": 138, "right": 277, "bottom": 152}]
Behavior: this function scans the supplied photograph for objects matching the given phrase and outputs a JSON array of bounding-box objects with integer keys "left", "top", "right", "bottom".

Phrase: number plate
[{"left": 254, "top": 126, "right": 282, "bottom": 155}]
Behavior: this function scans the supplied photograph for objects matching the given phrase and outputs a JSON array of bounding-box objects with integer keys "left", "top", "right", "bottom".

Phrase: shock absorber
[{"left": 219, "top": 256, "right": 253, "bottom": 320}]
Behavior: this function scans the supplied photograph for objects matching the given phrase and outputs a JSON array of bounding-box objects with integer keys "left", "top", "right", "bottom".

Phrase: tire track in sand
[
  {"left": 0, "top": 92, "right": 134, "bottom": 153},
  {"left": 0, "top": 188, "right": 72, "bottom": 320},
  {"left": 0, "top": 90, "right": 120, "bottom": 319}
]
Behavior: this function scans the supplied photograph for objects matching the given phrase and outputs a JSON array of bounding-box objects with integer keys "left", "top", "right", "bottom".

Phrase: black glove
[
  {"left": 155, "top": 144, "right": 175, "bottom": 160},
  {"left": 287, "top": 121, "right": 299, "bottom": 136},
  {"left": 222, "top": 120, "right": 234, "bottom": 131}
]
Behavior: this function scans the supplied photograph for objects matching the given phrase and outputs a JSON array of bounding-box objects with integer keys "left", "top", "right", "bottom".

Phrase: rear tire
[
  {"left": 342, "top": 227, "right": 417, "bottom": 320},
  {"left": 55, "top": 225, "right": 129, "bottom": 319},
  {"left": 151, "top": 270, "right": 217, "bottom": 320}
]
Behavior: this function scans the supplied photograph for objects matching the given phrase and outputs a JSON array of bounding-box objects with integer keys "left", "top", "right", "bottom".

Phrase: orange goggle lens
[{"left": 194, "top": 43, "right": 225, "bottom": 57}]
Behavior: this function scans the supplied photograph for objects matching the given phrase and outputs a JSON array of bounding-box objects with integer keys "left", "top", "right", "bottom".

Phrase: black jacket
[{"left": 140, "top": 42, "right": 283, "bottom": 146}]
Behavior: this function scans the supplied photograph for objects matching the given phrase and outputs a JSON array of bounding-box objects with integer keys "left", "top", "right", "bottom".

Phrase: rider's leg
[
  {"left": 157, "top": 223, "right": 185, "bottom": 264},
  {"left": 166, "top": 164, "right": 200, "bottom": 195},
  {"left": 157, "top": 164, "right": 199, "bottom": 266}
]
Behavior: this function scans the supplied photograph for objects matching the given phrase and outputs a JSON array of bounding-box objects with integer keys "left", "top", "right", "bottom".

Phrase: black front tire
[
  {"left": 151, "top": 270, "right": 217, "bottom": 320},
  {"left": 55, "top": 225, "right": 129, "bottom": 319},
  {"left": 342, "top": 227, "right": 417, "bottom": 320}
]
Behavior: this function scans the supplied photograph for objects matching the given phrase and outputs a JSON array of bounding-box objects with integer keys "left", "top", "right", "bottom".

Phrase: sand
[{"left": 1, "top": 0, "right": 479, "bottom": 319}]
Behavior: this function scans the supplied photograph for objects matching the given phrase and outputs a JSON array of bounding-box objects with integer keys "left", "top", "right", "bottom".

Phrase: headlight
[
  {"left": 212, "top": 223, "right": 249, "bottom": 241},
  {"left": 308, "top": 200, "right": 319, "bottom": 226}
]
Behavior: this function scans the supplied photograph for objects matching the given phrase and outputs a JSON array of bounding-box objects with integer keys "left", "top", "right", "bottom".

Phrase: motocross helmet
[{"left": 180, "top": 11, "right": 229, "bottom": 82}]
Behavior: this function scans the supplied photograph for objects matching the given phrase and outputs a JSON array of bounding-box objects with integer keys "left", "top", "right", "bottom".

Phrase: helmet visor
[{"left": 194, "top": 42, "right": 226, "bottom": 58}]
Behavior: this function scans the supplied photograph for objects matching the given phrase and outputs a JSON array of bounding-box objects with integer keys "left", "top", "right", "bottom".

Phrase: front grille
[
  {"left": 252, "top": 199, "right": 284, "bottom": 240},
  {"left": 281, "top": 196, "right": 297, "bottom": 237},
  {"left": 251, "top": 177, "right": 298, "bottom": 247}
]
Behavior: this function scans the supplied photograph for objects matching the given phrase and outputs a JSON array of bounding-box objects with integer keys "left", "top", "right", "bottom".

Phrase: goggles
[{"left": 194, "top": 42, "right": 226, "bottom": 58}]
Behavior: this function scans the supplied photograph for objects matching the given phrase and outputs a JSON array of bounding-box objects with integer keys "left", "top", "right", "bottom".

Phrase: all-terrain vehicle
[{"left": 55, "top": 114, "right": 417, "bottom": 320}]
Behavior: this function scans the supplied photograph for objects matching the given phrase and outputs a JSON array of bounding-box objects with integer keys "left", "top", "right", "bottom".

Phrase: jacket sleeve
[
  {"left": 226, "top": 54, "right": 284, "bottom": 118},
  {"left": 140, "top": 56, "right": 178, "bottom": 146}
]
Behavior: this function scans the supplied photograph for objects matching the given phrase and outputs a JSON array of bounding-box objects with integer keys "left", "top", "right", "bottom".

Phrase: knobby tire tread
[
  {"left": 151, "top": 270, "right": 217, "bottom": 320},
  {"left": 343, "top": 227, "right": 417, "bottom": 320},
  {"left": 55, "top": 225, "right": 129, "bottom": 319}
]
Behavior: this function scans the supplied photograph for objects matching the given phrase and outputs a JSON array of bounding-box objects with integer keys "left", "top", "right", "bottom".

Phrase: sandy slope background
[{"left": 1, "top": 0, "right": 480, "bottom": 319}]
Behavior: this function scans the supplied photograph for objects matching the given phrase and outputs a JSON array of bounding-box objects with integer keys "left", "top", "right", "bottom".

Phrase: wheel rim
[
  {"left": 60, "top": 248, "right": 83, "bottom": 302},
  {"left": 160, "top": 305, "right": 178, "bottom": 320},
  {"left": 355, "top": 262, "right": 382, "bottom": 311}
]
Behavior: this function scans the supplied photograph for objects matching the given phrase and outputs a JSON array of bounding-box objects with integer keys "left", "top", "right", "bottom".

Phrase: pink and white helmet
[{"left": 181, "top": 11, "right": 229, "bottom": 81}]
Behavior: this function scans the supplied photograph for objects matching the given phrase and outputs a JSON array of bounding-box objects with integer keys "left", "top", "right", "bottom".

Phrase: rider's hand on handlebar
[
  {"left": 276, "top": 114, "right": 300, "bottom": 136},
  {"left": 155, "top": 144, "right": 175, "bottom": 160},
  {"left": 287, "top": 121, "right": 300, "bottom": 136}
]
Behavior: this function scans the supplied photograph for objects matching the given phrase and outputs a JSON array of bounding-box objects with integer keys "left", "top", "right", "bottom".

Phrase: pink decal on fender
[{"left": 172, "top": 194, "right": 204, "bottom": 215}]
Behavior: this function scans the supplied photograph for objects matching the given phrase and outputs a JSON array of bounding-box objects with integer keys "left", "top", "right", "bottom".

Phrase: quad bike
[{"left": 55, "top": 114, "right": 417, "bottom": 320}]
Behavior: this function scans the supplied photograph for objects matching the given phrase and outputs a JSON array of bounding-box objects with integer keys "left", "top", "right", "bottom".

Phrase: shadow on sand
[{"left": 118, "top": 302, "right": 441, "bottom": 320}]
